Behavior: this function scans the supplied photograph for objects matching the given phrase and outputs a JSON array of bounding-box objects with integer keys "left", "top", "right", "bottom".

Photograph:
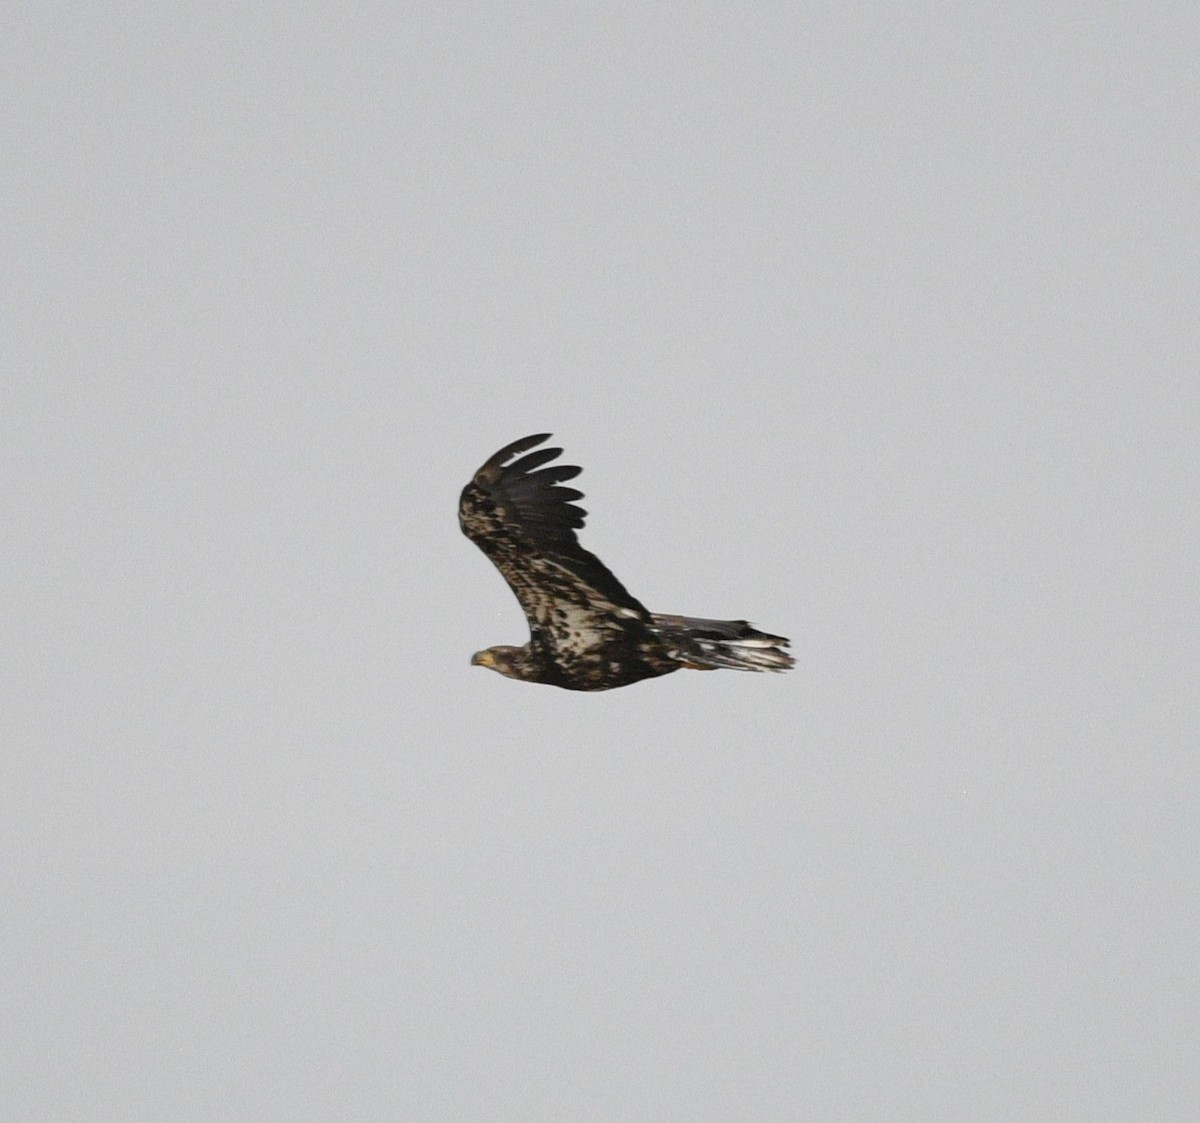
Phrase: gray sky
[{"left": 4, "top": 3, "right": 1198, "bottom": 1120}]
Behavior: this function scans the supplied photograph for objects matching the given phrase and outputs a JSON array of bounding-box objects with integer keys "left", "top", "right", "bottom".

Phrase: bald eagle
[{"left": 459, "top": 434, "right": 793, "bottom": 691}]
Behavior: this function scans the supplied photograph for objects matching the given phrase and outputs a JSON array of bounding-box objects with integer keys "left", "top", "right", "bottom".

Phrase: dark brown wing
[{"left": 459, "top": 435, "right": 654, "bottom": 660}]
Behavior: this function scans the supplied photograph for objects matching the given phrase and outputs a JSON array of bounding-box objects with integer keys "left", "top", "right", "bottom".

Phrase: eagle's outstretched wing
[{"left": 458, "top": 434, "right": 654, "bottom": 663}]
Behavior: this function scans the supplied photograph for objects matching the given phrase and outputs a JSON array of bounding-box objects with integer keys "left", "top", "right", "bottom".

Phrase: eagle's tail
[{"left": 650, "top": 614, "right": 794, "bottom": 673}]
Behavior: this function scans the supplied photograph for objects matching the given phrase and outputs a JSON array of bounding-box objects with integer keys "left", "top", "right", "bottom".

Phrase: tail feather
[{"left": 651, "top": 614, "right": 794, "bottom": 674}]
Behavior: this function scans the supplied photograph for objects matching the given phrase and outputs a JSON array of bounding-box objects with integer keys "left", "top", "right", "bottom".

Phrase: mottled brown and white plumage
[{"left": 459, "top": 434, "right": 793, "bottom": 691}]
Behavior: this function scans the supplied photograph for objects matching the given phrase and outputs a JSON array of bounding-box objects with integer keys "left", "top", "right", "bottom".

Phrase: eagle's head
[{"left": 470, "top": 644, "right": 534, "bottom": 681}]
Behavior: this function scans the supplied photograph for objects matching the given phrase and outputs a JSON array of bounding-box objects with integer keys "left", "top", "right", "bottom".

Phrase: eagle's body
[{"left": 459, "top": 434, "right": 793, "bottom": 691}]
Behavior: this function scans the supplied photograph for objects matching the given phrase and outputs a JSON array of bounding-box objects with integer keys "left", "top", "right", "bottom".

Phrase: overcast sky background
[{"left": 4, "top": 3, "right": 1198, "bottom": 1120}]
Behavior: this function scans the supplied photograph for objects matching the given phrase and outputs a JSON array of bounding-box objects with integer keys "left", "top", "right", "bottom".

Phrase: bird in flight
[{"left": 459, "top": 434, "right": 793, "bottom": 691}]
